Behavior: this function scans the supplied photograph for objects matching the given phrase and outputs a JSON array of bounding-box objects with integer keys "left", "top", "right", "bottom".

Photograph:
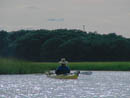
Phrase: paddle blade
[{"left": 80, "top": 71, "right": 92, "bottom": 75}]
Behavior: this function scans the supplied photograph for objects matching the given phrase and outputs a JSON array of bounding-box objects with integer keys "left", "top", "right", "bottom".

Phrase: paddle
[
  {"left": 45, "top": 70, "right": 92, "bottom": 75},
  {"left": 79, "top": 71, "right": 92, "bottom": 75}
]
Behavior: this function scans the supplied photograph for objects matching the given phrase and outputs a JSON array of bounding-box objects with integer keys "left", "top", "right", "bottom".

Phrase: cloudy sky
[{"left": 0, "top": 0, "right": 130, "bottom": 37}]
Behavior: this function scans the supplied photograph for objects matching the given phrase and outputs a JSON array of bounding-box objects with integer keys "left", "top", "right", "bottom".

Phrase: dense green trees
[
  {"left": 0, "top": 30, "right": 9, "bottom": 56},
  {"left": 0, "top": 29, "right": 130, "bottom": 61}
]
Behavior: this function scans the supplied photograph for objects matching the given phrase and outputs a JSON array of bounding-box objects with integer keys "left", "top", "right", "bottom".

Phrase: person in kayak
[{"left": 55, "top": 58, "right": 70, "bottom": 75}]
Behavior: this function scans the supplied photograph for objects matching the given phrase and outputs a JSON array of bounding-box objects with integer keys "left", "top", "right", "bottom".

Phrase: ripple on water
[{"left": 0, "top": 72, "right": 130, "bottom": 98}]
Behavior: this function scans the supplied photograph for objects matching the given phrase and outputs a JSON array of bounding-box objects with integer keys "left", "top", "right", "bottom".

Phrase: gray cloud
[
  {"left": 25, "top": 6, "right": 40, "bottom": 10},
  {"left": 0, "top": 0, "right": 130, "bottom": 38}
]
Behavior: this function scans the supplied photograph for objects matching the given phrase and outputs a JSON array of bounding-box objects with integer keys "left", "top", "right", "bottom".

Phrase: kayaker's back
[{"left": 55, "top": 65, "right": 70, "bottom": 75}]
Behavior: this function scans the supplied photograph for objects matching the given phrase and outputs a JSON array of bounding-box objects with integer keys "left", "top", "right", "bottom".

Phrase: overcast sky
[{"left": 0, "top": 0, "right": 130, "bottom": 37}]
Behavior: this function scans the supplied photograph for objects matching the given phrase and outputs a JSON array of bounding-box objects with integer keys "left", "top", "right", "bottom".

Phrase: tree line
[{"left": 0, "top": 29, "right": 130, "bottom": 61}]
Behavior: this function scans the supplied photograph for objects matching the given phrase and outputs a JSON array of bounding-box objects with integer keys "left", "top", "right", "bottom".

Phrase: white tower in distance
[{"left": 83, "top": 25, "right": 86, "bottom": 32}]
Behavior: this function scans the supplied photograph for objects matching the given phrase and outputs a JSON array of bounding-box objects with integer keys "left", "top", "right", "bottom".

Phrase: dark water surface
[{"left": 0, "top": 71, "right": 130, "bottom": 98}]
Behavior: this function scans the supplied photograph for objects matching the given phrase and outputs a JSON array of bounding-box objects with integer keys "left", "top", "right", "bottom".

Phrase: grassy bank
[
  {"left": 0, "top": 58, "right": 58, "bottom": 74},
  {"left": 0, "top": 58, "right": 130, "bottom": 74}
]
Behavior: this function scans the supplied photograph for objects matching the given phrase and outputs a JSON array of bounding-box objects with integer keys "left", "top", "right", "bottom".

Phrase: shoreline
[{"left": 0, "top": 58, "right": 130, "bottom": 74}]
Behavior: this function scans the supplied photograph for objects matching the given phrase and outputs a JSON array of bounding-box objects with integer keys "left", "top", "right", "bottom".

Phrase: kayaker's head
[{"left": 59, "top": 58, "right": 68, "bottom": 65}]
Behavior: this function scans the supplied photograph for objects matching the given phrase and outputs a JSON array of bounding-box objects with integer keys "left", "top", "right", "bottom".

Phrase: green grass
[
  {"left": 69, "top": 62, "right": 130, "bottom": 71},
  {"left": 0, "top": 58, "right": 58, "bottom": 74},
  {"left": 0, "top": 58, "right": 130, "bottom": 74}
]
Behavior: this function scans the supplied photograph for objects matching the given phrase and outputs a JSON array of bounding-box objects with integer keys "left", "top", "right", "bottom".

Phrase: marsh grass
[
  {"left": 0, "top": 58, "right": 58, "bottom": 74},
  {"left": 0, "top": 58, "right": 130, "bottom": 74},
  {"left": 69, "top": 62, "right": 130, "bottom": 71}
]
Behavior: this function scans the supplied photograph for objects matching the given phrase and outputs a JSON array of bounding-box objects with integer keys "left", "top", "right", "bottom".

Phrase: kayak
[{"left": 46, "top": 71, "right": 80, "bottom": 79}]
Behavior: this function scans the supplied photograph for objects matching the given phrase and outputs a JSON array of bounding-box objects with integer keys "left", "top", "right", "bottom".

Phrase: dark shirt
[{"left": 55, "top": 65, "right": 70, "bottom": 75}]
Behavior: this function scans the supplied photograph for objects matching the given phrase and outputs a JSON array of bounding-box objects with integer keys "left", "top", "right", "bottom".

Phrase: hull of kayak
[
  {"left": 46, "top": 71, "right": 80, "bottom": 79},
  {"left": 47, "top": 74, "right": 78, "bottom": 79}
]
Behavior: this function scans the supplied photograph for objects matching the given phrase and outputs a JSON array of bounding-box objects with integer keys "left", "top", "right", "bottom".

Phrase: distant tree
[
  {"left": 0, "top": 29, "right": 130, "bottom": 61},
  {"left": 0, "top": 30, "right": 8, "bottom": 56},
  {"left": 9, "top": 30, "right": 50, "bottom": 59},
  {"left": 41, "top": 37, "right": 64, "bottom": 60},
  {"left": 59, "top": 37, "right": 88, "bottom": 61}
]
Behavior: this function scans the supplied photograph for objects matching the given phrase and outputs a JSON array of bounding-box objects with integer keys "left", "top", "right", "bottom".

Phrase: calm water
[{"left": 0, "top": 71, "right": 130, "bottom": 98}]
